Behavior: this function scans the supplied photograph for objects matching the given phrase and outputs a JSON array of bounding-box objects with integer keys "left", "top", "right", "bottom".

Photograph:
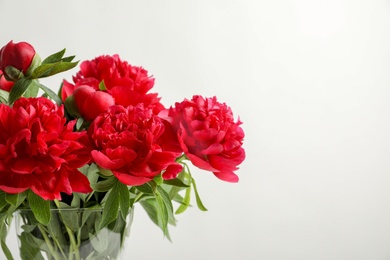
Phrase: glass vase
[{"left": 14, "top": 207, "right": 133, "bottom": 260}]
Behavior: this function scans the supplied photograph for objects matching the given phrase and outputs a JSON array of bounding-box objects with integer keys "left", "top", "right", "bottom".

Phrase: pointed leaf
[
  {"left": 37, "top": 82, "right": 62, "bottom": 105},
  {"left": 91, "top": 176, "right": 117, "bottom": 192},
  {"left": 4, "top": 65, "right": 22, "bottom": 81},
  {"left": 175, "top": 184, "right": 191, "bottom": 214},
  {"left": 99, "top": 80, "right": 106, "bottom": 91},
  {"left": 58, "top": 202, "right": 80, "bottom": 231},
  {"left": 140, "top": 200, "right": 159, "bottom": 226},
  {"left": 0, "top": 89, "right": 9, "bottom": 104},
  {"left": 99, "top": 180, "right": 120, "bottom": 229},
  {"left": 28, "top": 191, "right": 50, "bottom": 225},
  {"left": 135, "top": 183, "right": 154, "bottom": 195},
  {"left": 163, "top": 178, "right": 190, "bottom": 188},
  {"left": 0, "top": 192, "right": 7, "bottom": 210},
  {"left": 64, "top": 95, "right": 81, "bottom": 118},
  {"left": 153, "top": 174, "right": 163, "bottom": 185},
  {"left": 9, "top": 78, "right": 32, "bottom": 105},
  {"left": 5, "top": 193, "right": 18, "bottom": 206},
  {"left": 42, "top": 49, "right": 66, "bottom": 64},
  {"left": 24, "top": 79, "right": 40, "bottom": 98},
  {"left": 157, "top": 186, "right": 176, "bottom": 226},
  {"left": 191, "top": 177, "right": 208, "bottom": 211},
  {"left": 61, "top": 55, "right": 75, "bottom": 62},
  {"left": 1, "top": 240, "right": 14, "bottom": 260},
  {"left": 117, "top": 182, "right": 130, "bottom": 219},
  {"left": 155, "top": 193, "right": 170, "bottom": 238},
  {"left": 32, "top": 61, "right": 78, "bottom": 79}
]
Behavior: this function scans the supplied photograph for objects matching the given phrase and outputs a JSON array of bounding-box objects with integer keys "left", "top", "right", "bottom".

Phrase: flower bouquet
[{"left": 0, "top": 40, "right": 245, "bottom": 260}]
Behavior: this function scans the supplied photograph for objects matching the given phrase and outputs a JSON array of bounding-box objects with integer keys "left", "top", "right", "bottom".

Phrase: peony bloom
[
  {"left": 0, "top": 41, "right": 36, "bottom": 79},
  {"left": 0, "top": 70, "right": 14, "bottom": 91},
  {"left": 89, "top": 104, "right": 182, "bottom": 186},
  {"left": 161, "top": 95, "right": 245, "bottom": 182},
  {"left": 0, "top": 97, "right": 92, "bottom": 200},
  {"left": 62, "top": 55, "right": 164, "bottom": 122}
]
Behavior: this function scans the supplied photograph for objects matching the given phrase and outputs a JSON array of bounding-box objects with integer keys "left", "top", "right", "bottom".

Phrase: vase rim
[{"left": 16, "top": 207, "right": 104, "bottom": 213}]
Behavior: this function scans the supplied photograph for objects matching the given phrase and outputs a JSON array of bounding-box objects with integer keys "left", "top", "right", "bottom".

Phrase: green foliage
[
  {"left": 28, "top": 191, "right": 51, "bottom": 225},
  {"left": 8, "top": 78, "right": 32, "bottom": 104}
]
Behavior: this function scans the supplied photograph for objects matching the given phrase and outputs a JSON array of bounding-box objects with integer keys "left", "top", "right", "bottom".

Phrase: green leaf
[
  {"left": 76, "top": 117, "right": 84, "bottom": 130},
  {"left": 32, "top": 61, "right": 78, "bottom": 79},
  {"left": 191, "top": 177, "right": 208, "bottom": 211},
  {"left": 155, "top": 193, "right": 170, "bottom": 239},
  {"left": 175, "top": 184, "right": 191, "bottom": 214},
  {"left": 37, "top": 82, "right": 62, "bottom": 105},
  {"left": 61, "top": 55, "right": 75, "bottom": 62},
  {"left": 18, "top": 231, "right": 45, "bottom": 260},
  {"left": 117, "top": 182, "right": 130, "bottom": 219},
  {"left": 97, "top": 166, "right": 114, "bottom": 177},
  {"left": 91, "top": 176, "right": 117, "bottom": 192},
  {"left": 71, "top": 193, "right": 81, "bottom": 207},
  {"left": 157, "top": 186, "right": 176, "bottom": 226},
  {"left": 58, "top": 202, "right": 80, "bottom": 232},
  {"left": 0, "top": 192, "right": 7, "bottom": 210},
  {"left": 9, "top": 78, "right": 32, "bottom": 105},
  {"left": 99, "top": 80, "right": 106, "bottom": 91},
  {"left": 163, "top": 178, "right": 190, "bottom": 188},
  {"left": 99, "top": 180, "right": 120, "bottom": 229},
  {"left": 0, "top": 89, "right": 9, "bottom": 104},
  {"left": 42, "top": 48, "right": 66, "bottom": 64},
  {"left": 24, "top": 79, "right": 40, "bottom": 98},
  {"left": 135, "top": 183, "right": 154, "bottom": 195},
  {"left": 64, "top": 95, "right": 81, "bottom": 118},
  {"left": 5, "top": 192, "right": 26, "bottom": 209},
  {"left": 0, "top": 218, "right": 14, "bottom": 260},
  {"left": 4, "top": 65, "right": 23, "bottom": 81},
  {"left": 86, "top": 164, "right": 100, "bottom": 185},
  {"left": 153, "top": 174, "right": 163, "bottom": 185},
  {"left": 1, "top": 240, "right": 14, "bottom": 260},
  {"left": 140, "top": 200, "right": 159, "bottom": 226},
  {"left": 5, "top": 193, "right": 18, "bottom": 206},
  {"left": 28, "top": 191, "right": 50, "bottom": 225},
  {"left": 47, "top": 211, "right": 66, "bottom": 248}
]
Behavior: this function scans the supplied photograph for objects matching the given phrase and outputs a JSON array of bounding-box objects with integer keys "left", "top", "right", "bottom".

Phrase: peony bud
[
  {"left": 71, "top": 85, "right": 115, "bottom": 122},
  {"left": 0, "top": 41, "right": 37, "bottom": 80}
]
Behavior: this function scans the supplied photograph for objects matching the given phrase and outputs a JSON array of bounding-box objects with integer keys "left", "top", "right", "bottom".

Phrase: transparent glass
[{"left": 14, "top": 207, "right": 133, "bottom": 260}]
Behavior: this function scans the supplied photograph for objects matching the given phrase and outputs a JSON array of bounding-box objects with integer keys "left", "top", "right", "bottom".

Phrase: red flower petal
[
  {"left": 186, "top": 153, "right": 218, "bottom": 172},
  {"left": 68, "top": 169, "right": 92, "bottom": 193},
  {"left": 213, "top": 170, "right": 239, "bottom": 183},
  {"left": 113, "top": 170, "right": 152, "bottom": 186},
  {"left": 162, "top": 163, "right": 183, "bottom": 180},
  {"left": 91, "top": 150, "right": 125, "bottom": 170}
]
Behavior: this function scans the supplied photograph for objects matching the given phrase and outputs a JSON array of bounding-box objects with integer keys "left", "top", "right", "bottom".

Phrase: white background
[{"left": 2, "top": 0, "right": 390, "bottom": 259}]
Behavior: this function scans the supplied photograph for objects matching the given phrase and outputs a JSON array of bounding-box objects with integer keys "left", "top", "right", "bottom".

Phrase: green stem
[
  {"left": 175, "top": 153, "right": 187, "bottom": 163},
  {"left": 38, "top": 224, "right": 61, "bottom": 260},
  {"left": 65, "top": 226, "right": 80, "bottom": 260},
  {"left": 133, "top": 192, "right": 144, "bottom": 203},
  {"left": 53, "top": 200, "right": 80, "bottom": 260}
]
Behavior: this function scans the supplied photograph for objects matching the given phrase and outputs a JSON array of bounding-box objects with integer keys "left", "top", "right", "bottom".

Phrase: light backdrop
[{"left": 2, "top": 0, "right": 390, "bottom": 259}]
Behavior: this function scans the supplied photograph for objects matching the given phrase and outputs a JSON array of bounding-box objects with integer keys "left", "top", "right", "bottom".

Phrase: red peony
[
  {"left": 89, "top": 104, "right": 182, "bottom": 186},
  {"left": 61, "top": 54, "right": 164, "bottom": 121},
  {"left": 0, "top": 97, "right": 92, "bottom": 200},
  {"left": 161, "top": 95, "right": 245, "bottom": 182},
  {"left": 0, "top": 41, "right": 36, "bottom": 78}
]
